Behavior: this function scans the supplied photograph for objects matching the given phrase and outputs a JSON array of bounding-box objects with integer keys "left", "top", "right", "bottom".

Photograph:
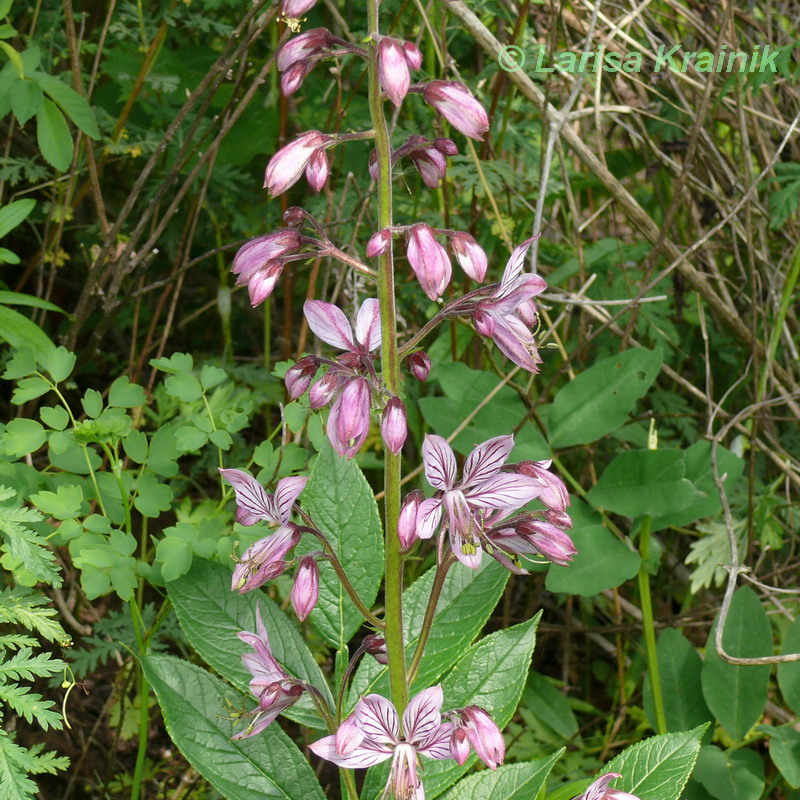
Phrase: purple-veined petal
[
  {"left": 336, "top": 713, "right": 365, "bottom": 756},
  {"left": 402, "top": 686, "right": 444, "bottom": 745},
  {"left": 355, "top": 694, "right": 400, "bottom": 745},
  {"left": 467, "top": 473, "right": 539, "bottom": 511},
  {"left": 579, "top": 773, "right": 631, "bottom": 800},
  {"left": 419, "top": 721, "right": 456, "bottom": 760},
  {"left": 273, "top": 475, "right": 308, "bottom": 522},
  {"left": 487, "top": 316, "right": 542, "bottom": 373},
  {"left": 461, "top": 435, "right": 515, "bottom": 487},
  {"left": 493, "top": 272, "right": 547, "bottom": 313},
  {"left": 421, "top": 434, "right": 457, "bottom": 490},
  {"left": 497, "top": 236, "right": 540, "bottom": 298},
  {"left": 355, "top": 297, "right": 382, "bottom": 351},
  {"left": 443, "top": 490, "right": 474, "bottom": 539},
  {"left": 303, "top": 299, "right": 356, "bottom": 351},
  {"left": 219, "top": 468, "right": 278, "bottom": 523},
  {"left": 309, "top": 734, "right": 394, "bottom": 768},
  {"left": 416, "top": 498, "right": 443, "bottom": 540}
]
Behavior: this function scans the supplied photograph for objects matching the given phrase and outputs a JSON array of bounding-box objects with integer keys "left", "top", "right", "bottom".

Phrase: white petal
[
  {"left": 402, "top": 686, "right": 443, "bottom": 744},
  {"left": 461, "top": 435, "right": 514, "bottom": 487},
  {"left": 309, "top": 735, "right": 393, "bottom": 768},
  {"left": 355, "top": 694, "right": 400, "bottom": 745},
  {"left": 219, "top": 469, "right": 277, "bottom": 523},
  {"left": 422, "top": 435, "right": 457, "bottom": 490},
  {"left": 355, "top": 298, "right": 382, "bottom": 351},
  {"left": 304, "top": 299, "right": 356, "bottom": 351},
  {"left": 467, "top": 474, "right": 538, "bottom": 511}
]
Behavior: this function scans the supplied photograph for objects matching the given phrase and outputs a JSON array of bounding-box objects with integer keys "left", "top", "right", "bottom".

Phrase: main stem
[{"left": 367, "top": 0, "right": 408, "bottom": 714}]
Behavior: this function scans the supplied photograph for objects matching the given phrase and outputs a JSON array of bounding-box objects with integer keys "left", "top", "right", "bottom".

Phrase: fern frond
[
  {"left": 0, "top": 649, "right": 66, "bottom": 681},
  {"left": 0, "top": 634, "right": 38, "bottom": 651},
  {"left": 0, "top": 682, "right": 63, "bottom": 731},
  {"left": 0, "top": 587, "right": 69, "bottom": 646},
  {"left": 0, "top": 505, "right": 61, "bottom": 588},
  {"left": 0, "top": 732, "right": 39, "bottom": 800}
]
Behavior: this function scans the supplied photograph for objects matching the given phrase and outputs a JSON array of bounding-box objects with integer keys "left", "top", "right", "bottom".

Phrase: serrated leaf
[
  {"left": 0, "top": 648, "right": 66, "bottom": 681},
  {"left": 0, "top": 681, "right": 63, "bottom": 730},
  {"left": 601, "top": 726, "right": 708, "bottom": 800},
  {"left": 0, "top": 587, "right": 68, "bottom": 644},
  {"left": 439, "top": 753, "right": 562, "bottom": 800},
  {"left": 298, "top": 440, "right": 383, "bottom": 648},
  {"left": 31, "top": 72, "right": 99, "bottom": 138},
  {"left": 30, "top": 485, "right": 83, "bottom": 520},
  {"left": 167, "top": 559, "right": 331, "bottom": 729},
  {"left": 701, "top": 587, "right": 771, "bottom": 740},
  {"left": 547, "top": 348, "right": 662, "bottom": 447},
  {"left": 36, "top": 98, "right": 72, "bottom": 172},
  {"left": 142, "top": 655, "right": 326, "bottom": 800},
  {"left": 9, "top": 79, "right": 42, "bottom": 124}
]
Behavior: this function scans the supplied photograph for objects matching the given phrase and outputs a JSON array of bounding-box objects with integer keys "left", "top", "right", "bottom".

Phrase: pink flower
[
  {"left": 418, "top": 434, "right": 538, "bottom": 569},
  {"left": 422, "top": 81, "right": 490, "bottom": 141},
  {"left": 448, "top": 706, "right": 505, "bottom": 769},
  {"left": 291, "top": 556, "right": 320, "bottom": 621},
  {"left": 482, "top": 512, "right": 576, "bottom": 572},
  {"left": 304, "top": 297, "right": 382, "bottom": 355},
  {"left": 576, "top": 773, "right": 641, "bottom": 800},
  {"left": 233, "top": 606, "right": 304, "bottom": 738},
  {"left": 264, "top": 131, "right": 334, "bottom": 197},
  {"left": 285, "top": 355, "right": 320, "bottom": 399},
  {"left": 366, "top": 228, "right": 392, "bottom": 257},
  {"left": 377, "top": 38, "right": 412, "bottom": 107},
  {"left": 282, "top": 0, "right": 317, "bottom": 18},
  {"left": 219, "top": 469, "right": 307, "bottom": 592},
  {"left": 231, "top": 229, "right": 303, "bottom": 306},
  {"left": 471, "top": 237, "right": 547, "bottom": 372},
  {"left": 277, "top": 28, "right": 334, "bottom": 72},
  {"left": 328, "top": 376, "right": 372, "bottom": 458},
  {"left": 512, "top": 459, "right": 570, "bottom": 512},
  {"left": 406, "top": 350, "right": 431, "bottom": 381},
  {"left": 407, "top": 224, "right": 452, "bottom": 300},
  {"left": 370, "top": 136, "right": 458, "bottom": 189},
  {"left": 310, "top": 686, "right": 455, "bottom": 800},
  {"left": 381, "top": 396, "right": 407, "bottom": 455},
  {"left": 451, "top": 232, "right": 487, "bottom": 282},
  {"left": 397, "top": 489, "right": 424, "bottom": 549}
]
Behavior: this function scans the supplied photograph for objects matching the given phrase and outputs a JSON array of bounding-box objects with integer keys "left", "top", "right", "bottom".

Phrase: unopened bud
[
  {"left": 291, "top": 556, "right": 320, "bottom": 621},
  {"left": 397, "top": 489, "right": 423, "bottom": 549},
  {"left": 406, "top": 351, "right": 431, "bottom": 382},
  {"left": 381, "top": 397, "right": 407, "bottom": 455},
  {"left": 363, "top": 634, "right": 389, "bottom": 665},
  {"left": 366, "top": 228, "right": 392, "bottom": 258}
]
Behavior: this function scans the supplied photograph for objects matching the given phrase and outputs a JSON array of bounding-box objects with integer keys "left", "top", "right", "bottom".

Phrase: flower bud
[
  {"left": 328, "top": 377, "right": 371, "bottom": 458},
  {"left": 406, "top": 224, "right": 451, "bottom": 300},
  {"left": 281, "top": 61, "right": 311, "bottom": 96},
  {"left": 397, "top": 489, "right": 423, "bottom": 549},
  {"left": 264, "top": 131, "right": 331, "bottom": 197},
  {"left": 363, "top": 634, "right": 389, "bottom": 665},
  {"left": 285, "top": 356, "right": 319, "bottom": 399},
  {"left": 402, "top": 41, "right": 423, "bottom": 71},
  {"left": 366, "top": 228, "right": 392, "bottom": 258},
  {"left": 422, "top": 81, "right": 490, "bottom": 141},
  {"left": 291, "top": 556, "right": 320, "bottom": 621},
  {"left": 433, "top": 138, "right": 458, "bottom": 156},
  {"left": 232, "top": 230, "right": 302, "bottom": 282},
  {"left": 282, "top": 0, "right": 317, "bottom": 18},
  {"left": 305, "top": 148, "right": 330, "bottom": 193},
  {"left": 381, "top": 397, "right": 407, "bottom": 455},
  {"left": 473, "top": 308, "right": 495, "bottom": 337},
  {"left": 248, "top": 262, "right": 284, "bottom": 307},
  {"left": 406, "top": 351, "right": 431, "bottom": 382},
  {"left": 450, "top": 727, "right": 470, "bottom": 766},
  {"left": 451, "top": 232, "right": 488, "bottom": 282},
  {"left": 514, "top": 460, "right": 570, "bottom": 512},
  {"left": 283, "top": 206, "right": 307, "bottom": 227},
  {"left": 309, "top": 372, "right": 341, "bottom": 409},
  {"left": 277, "top": 28, "right": 333, "bottom": 72},
  {"left": 517, "top": 519, "right": 576, "bottom": 566},
  {"left": 377, "top": 38, "right": 411, "bottom": 107},
  {"left": 459, "top": 706, "right": 505, "bottom": 770}
]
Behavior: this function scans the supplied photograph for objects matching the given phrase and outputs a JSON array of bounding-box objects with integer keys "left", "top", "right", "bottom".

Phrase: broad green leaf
[
  {"left": 122, "top": 430, "right": 148, "bottom": 464},
  {"left": 30, "top": 485, "right": 83, "bottom": 520},
  {"left": 650, "top": 442, "right": 744, "bottom": 530},
  {"left": 586, "top": 450, "right": 701, "bottom": 518},
  {"left": 0, "top": 41, "right": 22, "bottom": 78},
  {"left": 643, "top": 628, "right": 713, "bottom": 733},
  {"left": 39, "top": 405, "right": 68, "bottom": 431},
  {"left": 545, "top": 525, "right": 640, "bottom": 595},
  {"left": 108, "top": 375, "right": 146, "bottom": 408},
  {"left": 691, "top": 745, "right": 764, "bottom": 800},
  {"left": 200, "top": 364, "right": 227, "bottom": 389},
  {"left": 133, "top": 473, "right": 173, "bottom": 518},
  {"left": 701, "top": 587, "right": 771, "bottom": 740},
  {"left": 11, "top": 376, "right": 50, "bottom": 405},
  {"left": 2, "top": 419, "right": 46, "bottom": 458},
  {"left": 0, "top": 199, "right": 35, "bottom": 238},
  {"left": 36, "top": 98, "right": 73, "bottom": 172},
  {"left": 298, "top": 440, "right": 383, "bottom": 648},
  {"left": 32, "top": 73, "right": 99, "bottom": 138},
  {"left": 0, "top": 306, "right": 55, "bottom": 361},
  {"left": 777, "top": 616, "right": 800, "bottom": 714},
  {"left": 165, "top": 373, "right": 203, "bottom": 402},
  {"left": 349, "top": 559, "right": 508, "bottom": 707},
  {"left": 0, "top": 291, "right": 63, "bottom": 313},
  {"left": 150, "top": 352, "right": 193, "bottom": 374},
  {"left": 439, "top": 752, "right": 562, "bottom": 800},
  {"left": 175, "top": 426, "right": 208, "bottom": 452},
  {"left": 155, "top": 537, "right": 193, "bottom": 582},
  {"left": 524, "top": 671, "right": 578, "bottom": 740},
  {"left": 81, "top": 388, "right": 103, "bottom": 418},
  {"left": 546, "top": 347, "right": 662, "bottom": 447},
  {"left": 142, "top": 655, "right": 325, "bottom": 800},
  {"left": 761, "top": 725, "right": 800, "bottom": 788},
  {"left": 9, "top": 78, "right": 42, "bottom": 124},
  {"left": 167, "top": 558, "right": 331, "bottom": 729},
  {"left": 42, "top": 346, "right": 75, "bottom": 383},
  {"left": 363, "top": 615, "right": 541, "bottom": 800}
]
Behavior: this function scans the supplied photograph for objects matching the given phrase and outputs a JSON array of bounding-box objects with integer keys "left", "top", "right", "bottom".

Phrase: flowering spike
[
  {"left": 407, "top": 350, "right": 431, "bottom": 381},
  {"left": 422, "top": 81, "right": 490, "bottom": 141},
  {"left": 291, "top": 556, "right": 320, "bottom": 621},
  {"left": 451, "top": 232, "right": 488, "bottom": 282},
  {"left": 377, "top": 38, "right": 411, "bottom": 107},
  {"left": 381, "top": 397, "right": 407, "bottom": 455},
  {"left": 406, "top": 224, "right": 451, "bottom": 300}
]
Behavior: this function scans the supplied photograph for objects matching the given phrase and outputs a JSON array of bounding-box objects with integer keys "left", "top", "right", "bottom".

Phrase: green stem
[
  {"left": 367, "top": 0, "right": 407, "bottom": 715},
  {"left": 637, "top": 514, "right": 666, "bottom": 734},
  {"left": 129, "top": 600, "right": 149, "bottom": 800}
]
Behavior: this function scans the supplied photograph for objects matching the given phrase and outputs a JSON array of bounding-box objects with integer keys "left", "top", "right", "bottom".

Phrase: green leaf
[
  {"left": 142, "top": 655, "right": 325, "bottom": 800},
  {"left": 41, "top": 346, "right": 75, "bottom": 383},
  {"left": 209, "top": 430, "right": 232, "bottom": 450},
  {"left": 30, "top": 485, "right": 83, "bottom": 520},
  {"left": 349, "top": 559, "right": 508, "bottom": 706},
  {"left": 777, "top": 616, "right": 800, "bottom": 714},
  {"left": 546, "top": 347, "right": 662, "bottom": 447},
  {"left": 0, "top": 502, "right": 61, "bottom": 587},
  {"left": 9, "top": 79, "right": 42, "bottom": 124},
  {"left": 175, "top": 426, "right": 208, "bottom": 452},
  {"left": 545, "top": 525, "right": 640, "bottom": 595},
  {"left": 122, "top": 430, "right": 148, "bottom": 464},
  {"left": 31, "top": 72, "right": 99, "bottom": 138},
  {"left": 149, "top": 352, "right": 193, "bottom": 374},
  {"left": 133, "top": 473, "right": 173, "bottom": 518},
  {"left": 81, "top": 388, "right": 103, "bottom": 418},
  {"left": 762, "top": 725, "right": 800, "bottom": 788},
  {"left": 524, "top": 672, "right": 578, "bottom": 740},
  {"left": 35, "top": 98, "right": 73, "bottom": 172},
  {"left": 691, "top": 745, "right": 764, "bottom": 800},
  {"left": 0, "top": 199, "right": 35, "bottom": 238},
  {"left": 11, "top": 376, "right": 50, "bottom": 405},
  {"left": 164, "top": 373, "right": 203, "bottom": 402},
  {"left": 298, "top": 440, "right": 383, "bottom": 648},
  {"left": 155, "top": 537, "right": 193, "bottom": 582},
  {"left": 3, "top": 349, "right": 37, "bottom": 380},
  {"left": 39, "top": 405, "right": 68, "bottom": 431},
  {"left": 108, "top": 375, "right": 146, "bottom": 408},
  {"left": 200, "top": 364, "right": 227, "bottom": 390},
  {"left": 643, "top": 628, "right": 713, "bottom": 733},
  {"left": 701, "top": 587, "right": 772, "bottom": 740},
  {"left": 168, "top": 559, "right": 332, "bottom": 729},
  {"left": 0, "top": 41, "right": 23, "bottom": 79},
  {"left": 0, "top": 586, "right": 69, "bottom": 644},
  {"left": 0, "top": 291, "right": 63, "bottom": 313},
  {"left": 2, "top": 419, "right": 46, "bottom": 458},
  {"left": 602, "top": 726, "right": 708, "bottom": 800},
  {"left": 586, "top": 450, "right": 701, "bottom": 518},
  {"left": 0, "top": 306, "right": 55, "bottom": 361},
  {"left": 439, "top": 753, "right": 562, "bottom": 800}
]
